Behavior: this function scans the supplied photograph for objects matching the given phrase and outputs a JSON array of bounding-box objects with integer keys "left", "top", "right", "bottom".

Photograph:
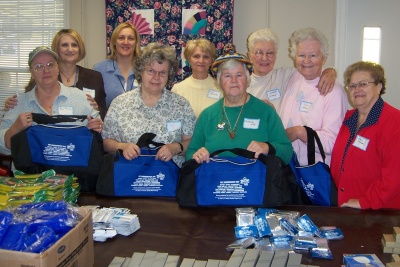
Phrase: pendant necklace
[
  {"left": 60, "top": 67, "right": 77, "bottom": 83},
  {"left": 222, "top": 95, "right": 247, "bottom": 139}
]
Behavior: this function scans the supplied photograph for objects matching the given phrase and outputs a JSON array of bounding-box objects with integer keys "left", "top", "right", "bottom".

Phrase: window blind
[{"left": 0, "top": 0, "right": 66, "bottom": 117}]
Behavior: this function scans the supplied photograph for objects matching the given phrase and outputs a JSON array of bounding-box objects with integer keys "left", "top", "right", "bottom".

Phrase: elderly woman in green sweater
[{"left": 186, "top": 44, "right": 293, "bottom": 164}]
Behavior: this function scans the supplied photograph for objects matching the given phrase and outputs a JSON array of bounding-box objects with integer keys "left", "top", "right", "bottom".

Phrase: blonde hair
[
  {"left": 108, "top": 22, "right": 141, "bottom": 61},
  {"left": 51, "top": 29, "right": 86, "bottom": 62},
  {"left": 184, "top": 38, "right": 217, "bottom": 62}
]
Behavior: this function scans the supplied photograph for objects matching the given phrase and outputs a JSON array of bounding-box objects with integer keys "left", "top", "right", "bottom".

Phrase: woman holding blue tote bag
[{"left": 178, "top": 44, "right": 293, "bottom": 207}]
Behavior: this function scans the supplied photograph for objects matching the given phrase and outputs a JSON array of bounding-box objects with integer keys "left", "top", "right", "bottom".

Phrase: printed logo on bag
[
  {"left": 300, "top": 179, "right": 315, "bottom": 200},
  {"left": 42, "top": 142, "right": 76, "bottom": 162},
  {"left": 131, "top": 172, "right": 166, "bottom": 192},
  {"left": 213, "top": 176, "right": 250, "bottom": 200}
]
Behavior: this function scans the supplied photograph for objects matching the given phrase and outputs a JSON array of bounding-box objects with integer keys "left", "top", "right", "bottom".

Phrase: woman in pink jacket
[{"left": 279, "top": 27, "right": 348, "bottom": 166}]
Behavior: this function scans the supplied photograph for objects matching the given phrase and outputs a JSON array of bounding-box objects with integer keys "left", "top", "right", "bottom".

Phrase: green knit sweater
[{"left": 186, "top": 94, "right": 293, "bottom": 164}]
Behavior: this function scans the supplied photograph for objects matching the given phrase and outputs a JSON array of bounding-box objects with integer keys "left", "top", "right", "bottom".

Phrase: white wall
[
  {"left": 69, "top": 0, "right": 106, "bottom": 69},
  {"left": 233, "top": 0, "right": 336, "bottom": 69}
]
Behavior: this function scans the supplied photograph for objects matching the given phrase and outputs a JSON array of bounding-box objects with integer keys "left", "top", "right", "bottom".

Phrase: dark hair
[{"left": 133, "top": 43, "right": 178, "bottom": 86}]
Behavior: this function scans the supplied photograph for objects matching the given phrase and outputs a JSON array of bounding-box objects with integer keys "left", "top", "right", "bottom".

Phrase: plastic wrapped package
[{"left": 0, "top": 200, "right": 81, "bottom": 253}]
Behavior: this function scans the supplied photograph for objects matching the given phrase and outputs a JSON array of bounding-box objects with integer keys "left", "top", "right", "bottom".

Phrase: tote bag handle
[
  {"left": 304, "top": 126, "right": 326, "bottom": 165},
  {"left": 210, "top": 147, "right": 267, "bottom": 161},
  {"left": 31, "top": 113, "right": 87, "bottom": 124}
]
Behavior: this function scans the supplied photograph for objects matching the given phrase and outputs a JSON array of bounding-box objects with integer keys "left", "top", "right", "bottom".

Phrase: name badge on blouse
[
  {"left": 266, "top": 88, "right": 281, "bottom": 101},
  {"left": 352, "top": 135, "right": 370, "bottom": 151},
  {"left": 166, "top": 121, "right": 182, "bottom": 132},
  {"left": 243, "top": 118, "right": 260, "bottom": 129},
  {"left": 299, "top": 101, "right": 313, "bottom": 113},
  {"left": 59, "top": 107, "right": 73, "bottom": 115},
  {"left": 208, "top": 89, "right": 221, "bottom": 100},
  {"left": 83, "top": 87, "right": 95, "bottom": 98}
]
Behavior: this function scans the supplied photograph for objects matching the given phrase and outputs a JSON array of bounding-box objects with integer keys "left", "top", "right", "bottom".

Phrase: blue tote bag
[
  {"left": 177, "top": 148, "right": 286, "bottom": 207},
  {"left": 289, "top": 126, "right": 338, "bottom": 206},
  {"left": 11, "top": 114, "right": 104, "bottom": 192},
  {"left": 96, "top": 133, "right": 180, "bottom": 197}
]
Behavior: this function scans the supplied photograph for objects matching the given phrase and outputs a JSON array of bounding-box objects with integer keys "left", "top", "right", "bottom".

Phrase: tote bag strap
[
  {"left": 181, "top": 148, "right": 267, "bottom": 176},
  {"left": 304, "top": 126, "right": 326, "bottom": 164},
  {"left": 136, "top": 133, "right": 165, "bottom": 149},
  {"left": 31, "top": 113, "right": 87, "bottom": 124},
  {"left": 210, "top": 148, "right": 267, "bottom": 161},
  {"left": 110, "top": 133, "right": 165, "bottom": 163}
]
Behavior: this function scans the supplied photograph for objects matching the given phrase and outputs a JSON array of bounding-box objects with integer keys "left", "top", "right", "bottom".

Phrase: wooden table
[{"left": 78, "top": 193, "right": 400, "bottom": 267}]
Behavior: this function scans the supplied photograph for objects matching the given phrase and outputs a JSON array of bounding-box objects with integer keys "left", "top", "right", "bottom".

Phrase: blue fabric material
[
  {"left": 113, "top": 148, "right": 180, "bottom": 197},
  {"left": 289, "top": 153, "right": 333, "bottom": 206},
  {"left": 195, "top": 156, "right": 267, "bottom": 206},
  {"left": 26, "top": 124, "right": 93, "bottom": 167}
]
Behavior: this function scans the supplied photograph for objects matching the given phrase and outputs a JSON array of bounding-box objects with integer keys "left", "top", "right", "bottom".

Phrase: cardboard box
[{"left": 0, "top": 207, "right": 94, "bottom": 267}]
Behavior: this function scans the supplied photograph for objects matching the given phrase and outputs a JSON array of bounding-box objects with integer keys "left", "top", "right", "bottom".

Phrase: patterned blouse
[{"left": 102, "top": 88, "right": 196, "bottom": 166}]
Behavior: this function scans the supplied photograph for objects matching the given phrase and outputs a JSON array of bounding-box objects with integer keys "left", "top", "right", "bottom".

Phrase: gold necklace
[
  {"left": 222, "top": 95, "right": 247, "bottom": 139},
  {"left": 59, "top": 68, "right": 76, "bottom": 82}
]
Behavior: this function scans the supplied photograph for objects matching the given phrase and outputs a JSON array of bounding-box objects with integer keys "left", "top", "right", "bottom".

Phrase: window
[
  {"left": 362, "top": 27, "right": 381, "bottom": 63},
  {"left": 0, "top": 0, "right": 66, "bottom": 117}
]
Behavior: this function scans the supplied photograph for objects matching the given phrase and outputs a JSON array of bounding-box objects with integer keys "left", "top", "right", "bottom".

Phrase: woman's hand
[
  {"left": 14, "top": 112, "right": 33, "bottom": 130},
  {"left": 317, "top": 68, "right": 336, "bottom": 95},
  {"left": 285, "top": 126, "right": 307, "bottom": 143},
  {"left": 156, "top": 144, "right": 178, "bottom": 162},
  {"left": 5, "top": 112, "right": 33, "bottom": 149},
  {"left": 247, "top": 141, "right": 269, "bottom": 158},
  {"left": 340, "top": 199, "right": 361, "bottom": 209},
  {"left": 192, "top": 147, "right": 210, "bottom": 164},
  {"left": 86, "top": 94, "right": 99, "bottom": 110},
  {"left": 121, "top": 143, "right": 141, "bottom": 160},
  {"left": 4, "top": 95, "right": 18, "bottom": 111},
  {"left": 86, "top": 115, "right": 103, "bottom": 133}
]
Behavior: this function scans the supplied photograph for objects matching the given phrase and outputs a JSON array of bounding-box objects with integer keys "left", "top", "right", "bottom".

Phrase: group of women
[{"left": 0, "top": 23, "right": 399, "bottom": 210}]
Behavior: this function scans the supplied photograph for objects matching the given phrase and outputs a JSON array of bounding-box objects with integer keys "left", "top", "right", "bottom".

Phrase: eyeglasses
[
  {"left": 32, "top": 62, "right": 56, "bottom": 72},
  {"left": 251, "top": 50, "right": 276, "bottom": 59},
  {"left": 347, "top": 81, "right": 376, "bottom": 90},
  {"left": 145, "top": 68, "right": 168, "bottom": 77}
]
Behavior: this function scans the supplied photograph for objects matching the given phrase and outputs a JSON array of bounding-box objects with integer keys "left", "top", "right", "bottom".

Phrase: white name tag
[
  {"left": 166, "top": 121, "right": 182, "bottom": 132},
  {"left": 83, "top": 87, "right": 95, "bottom": 98},
  {"left": 207, "top": 89, "right": 221, "bottom": 100},
  {"left": 266, "top": 88, "right": 281, "bottom": 101},
  {"left": 243, "top": 118, "right": 260, "bottom": 129},
  {"left": 352, "top": 135, "right": 370, "bottom": 151},
  {"left": 299, "top": 101, "right": 313, "bottom": 113},
  {"left": 58, "top": 106, "right": 73, "bottom": 115}
]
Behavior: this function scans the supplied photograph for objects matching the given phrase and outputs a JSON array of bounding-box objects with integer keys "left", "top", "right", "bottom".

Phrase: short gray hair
[
  {"left": 133, "top": 42, "right": 178, "bottom": 86},
  {"left": 289, "top": 27, "right": 329, "bottom": 61},
  {"left": 216, "top": 59, "right": 251, "bottom": 88},
  {"left": 247, "top": 28, "right": 279, "bottom": 52}
]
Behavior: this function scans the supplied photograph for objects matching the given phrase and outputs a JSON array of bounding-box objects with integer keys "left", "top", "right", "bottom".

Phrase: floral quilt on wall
[{"left": 105, "top": 0, "right": 234, "bottom": 83}]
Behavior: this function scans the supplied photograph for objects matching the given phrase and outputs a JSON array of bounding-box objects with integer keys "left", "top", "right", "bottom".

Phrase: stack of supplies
[
  {"left": 229, "top": 208, "right": 344, "bottom": 261},
  {"left": 88, "top": 206, "right": 141, "bottom": 242},
  {"left": 0, "top": 170, "right": 80, "bottom": 210}
]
